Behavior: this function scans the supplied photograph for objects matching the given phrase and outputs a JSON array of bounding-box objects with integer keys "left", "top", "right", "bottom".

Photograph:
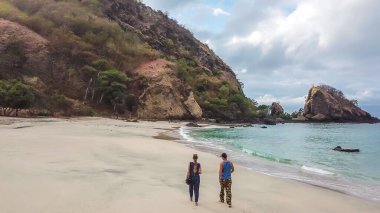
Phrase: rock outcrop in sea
[
  {"left": 303, "top": 85, "right": 378, "bottom": 123},
  {"left": 270, "top": 102, "right": 284, "bottom": 116}
]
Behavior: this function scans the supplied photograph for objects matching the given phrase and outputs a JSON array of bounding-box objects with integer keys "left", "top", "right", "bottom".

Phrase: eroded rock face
[
  {"left": 304, "top": 85, "right": 377, "bottom": 122},
  {"left": 184, "top": 92, "right": 203, "bottom": 119},
  {"left": 135, "top": 60, "right": 202, "bottom": 120},
  {"left": 270, "top": 102, "right": 284, "bottom": 116}
]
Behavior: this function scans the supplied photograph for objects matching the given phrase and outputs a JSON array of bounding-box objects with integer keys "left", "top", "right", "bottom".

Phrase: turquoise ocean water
[{"left": 180, "top": 123, "right": 380, "bottom": 201}]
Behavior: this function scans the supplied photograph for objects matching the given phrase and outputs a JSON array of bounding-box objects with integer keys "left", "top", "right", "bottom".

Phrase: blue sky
[{"left": 144, "top": 0, "right": 380, "bottom": 117}]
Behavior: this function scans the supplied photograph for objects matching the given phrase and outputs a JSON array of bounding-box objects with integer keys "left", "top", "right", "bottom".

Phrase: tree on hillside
[
  {"left": 350, "top": 99, "right": 359, "bottom": 106},
  {"left": 95, "top": 69, "right": 130, "bottom": 112},
  {"left": 81, "top": 59, "right": 114, "bottom": 102},
  {"left": 257, "top": 105, "right": 270, "bottom": 118},
  {"left": 291, "top": 108, "right": 304, "bottom": 118},
  {"left": 0, "top": 80, "right": 35, "bottom": 116}
]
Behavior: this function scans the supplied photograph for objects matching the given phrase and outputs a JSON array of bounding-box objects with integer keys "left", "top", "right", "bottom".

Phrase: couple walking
[{"left": 186, "top": 153, "right": 235, "bottom": 208}]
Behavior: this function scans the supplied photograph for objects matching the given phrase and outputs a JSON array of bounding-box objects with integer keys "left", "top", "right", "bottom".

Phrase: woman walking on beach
[
  {"left": 219, "top": 153, "right": 234, "bottom": 208},
  {"left": 187, "top": 154, "right": 202, "bottom": 206}
]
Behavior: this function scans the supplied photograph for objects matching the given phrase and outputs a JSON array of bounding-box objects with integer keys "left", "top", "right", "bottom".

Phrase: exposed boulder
[
  {"left": 135, "top": 60, "right": 203, "bottom": 120},
  {"left": 270, "top": 102, "right": 284, "bottom": 116},
  {"left": 311, "top": 113, "right": 327, "bottom": 121},
  {"left": 186, "top": 122, "right": 201, "bottom": 127},
  {"left": 304, "top": 85, "right": 377, "bottom": 123},
  {"left": 184, "top": 92, "right": 203, "bottom": 119}
]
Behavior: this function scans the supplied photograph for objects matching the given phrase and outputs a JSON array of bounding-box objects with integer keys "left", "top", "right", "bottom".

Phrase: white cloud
[
  {"left": 347, "top": 88, "right": 378, "bottom": 101},
  {"left": 235, "top": 68, "right": 248, "bottom": 74},
  {"left": 142, "top": 0, "right": 380, "bottom": 117},
  {"left": 212, "top": 8, "right": 231, "bottom": 16},
  {"left": 226, "top": 0, "right": 380, "bottom": 59},
  {"left": 204, "top": 39, "right": 215, "bottom": 49},
  {"left": 256, "top": 94, "right": 306, "bottom": 106}
]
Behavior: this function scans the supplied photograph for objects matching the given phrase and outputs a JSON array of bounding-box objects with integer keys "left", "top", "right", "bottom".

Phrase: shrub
[
  {"left": 74, "top": 105, "right": 96, "bottom": 116},
  {"left": 51, "top": 92, "right": 71, "bottom": 111},
  {"left": 0, "top": 79, "right": 35, "bottom": 116}
]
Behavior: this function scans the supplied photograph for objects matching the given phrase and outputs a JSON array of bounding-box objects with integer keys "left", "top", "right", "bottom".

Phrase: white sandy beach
[{"left": 0, "top": 117, "right": 379, "bottom": 213}]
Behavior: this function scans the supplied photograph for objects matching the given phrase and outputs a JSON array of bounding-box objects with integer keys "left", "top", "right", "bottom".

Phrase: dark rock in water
[
  {"left": 263, "top": 118, "right": 276, "bottom": 125},
  {"left": 261, "top": 126, "right": 268, "bottom": 129},
  {"left": 333, "top": 146, "right": 360, "bottom": 153},
  {"left": 186, "top": 122, "right": 201, "bottom": 127},
  {"left": 229, "top": 126, "right": 235, "bottom": 129}
]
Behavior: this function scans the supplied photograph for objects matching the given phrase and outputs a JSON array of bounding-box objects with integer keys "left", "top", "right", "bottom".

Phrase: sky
[{"left": 143, "top": 0, "right": 380, "bottom": 117}]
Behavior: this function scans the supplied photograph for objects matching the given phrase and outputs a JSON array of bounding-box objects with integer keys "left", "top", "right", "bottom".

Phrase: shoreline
[
  {"left": 175, "top": 123, "right": 380, "bottom": 202},
  {"left": 1, "top": 117, "right": 379, "bottom": 212},
  {"left": 170, "top": 125, "right": 380, "bottom": 203},
  {"left": 1, "top": 114, "right": 379, "bottom": 126}
]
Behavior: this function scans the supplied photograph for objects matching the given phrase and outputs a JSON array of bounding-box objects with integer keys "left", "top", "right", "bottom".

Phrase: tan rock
[
  {"left": 292, "top": 115, "right": 308, "bottom": 121},
  {"left": 22, "top": 76, "right": 47, "bottom": 92},
  {"left": 304, "top": 85, "right": 375, "bottom": 122},
  {"left": 136, "top": 60, "right": 202, "bottom": 120},
  {"left": 311, "top": 113, "right": 327, "bottom": 121},
  {"left": 184, "top": 92, "right": 202, "bottom": 119}
]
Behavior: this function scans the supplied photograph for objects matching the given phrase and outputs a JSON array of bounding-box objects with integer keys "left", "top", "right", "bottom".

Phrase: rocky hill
[
  {"left": 102, "top": 0, "right": 237, "bottom": 83},
  {"left": 0, "top": 0, "right": 256, "bottom": 121},
  {"left": 303, "top": 85, "right": 378, "bottom": 123}
]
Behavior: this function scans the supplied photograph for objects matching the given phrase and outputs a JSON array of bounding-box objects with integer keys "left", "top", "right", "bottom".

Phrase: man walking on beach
[{"left": 219, "top": 153, "right": 234, "bottom": 208}]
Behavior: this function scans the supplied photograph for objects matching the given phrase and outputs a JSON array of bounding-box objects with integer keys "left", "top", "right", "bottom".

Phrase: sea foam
[{"left": 301, "top": 166, "right": 334, "bottom": 175}]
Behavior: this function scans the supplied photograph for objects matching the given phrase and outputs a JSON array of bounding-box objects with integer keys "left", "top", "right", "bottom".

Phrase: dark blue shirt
[{"left": 189, "top": 162, "right": 201, "bottom": 183}]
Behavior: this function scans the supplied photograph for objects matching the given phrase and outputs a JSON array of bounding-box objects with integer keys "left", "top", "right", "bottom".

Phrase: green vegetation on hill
[
  {"left": 0, "top": 0, "right": 261, "bottom": 121},
  {"left": 175, "top": 58, "right": 258, "bottom": 120},
  {"left": 0, "top": 0, "right": 157, "bottom": 115}
]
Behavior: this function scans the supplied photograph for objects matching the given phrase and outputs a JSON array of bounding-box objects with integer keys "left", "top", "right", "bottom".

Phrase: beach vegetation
[
  {"left": 0, "top": 79, "right": 35, "bottom": 116},
  {"left": 291, "top": 108, "right": 304, "bottom": 118},
  {"left": 50, "top": 92, "right": 71, "bottom": 113}
]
